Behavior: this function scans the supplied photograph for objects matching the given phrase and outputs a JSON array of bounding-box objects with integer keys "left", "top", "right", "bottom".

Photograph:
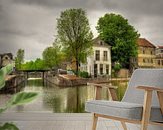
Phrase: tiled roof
[
  {"left": 157, "top": 46, "right": 163, "bottom": 49},
  {"left": 138, "top": 38, "right": 156, "bottom": 48}
]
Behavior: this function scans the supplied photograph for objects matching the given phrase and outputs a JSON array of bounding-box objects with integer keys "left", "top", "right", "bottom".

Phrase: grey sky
[{"left": 0, "top": 0, "right": 163, "bottom": 60}]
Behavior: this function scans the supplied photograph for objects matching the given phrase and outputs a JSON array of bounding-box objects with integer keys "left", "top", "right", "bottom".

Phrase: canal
[{"left": 2, "top": 78, "right": 128, "bottom": 113}]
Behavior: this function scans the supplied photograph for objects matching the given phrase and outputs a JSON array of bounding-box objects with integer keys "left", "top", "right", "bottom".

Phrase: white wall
[{"left": 80, "top": 45, "right": 111, "bottom": 77}]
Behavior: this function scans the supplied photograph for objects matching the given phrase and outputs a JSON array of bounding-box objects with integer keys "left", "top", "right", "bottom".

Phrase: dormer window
[
  {"left": 5, "top": 56, "right": 8, "bottom": 60},
  {"left": 2, "top": 55, "right": 9, "bottom": 60},
  {"left": 99, "top": 41, "right": 103, "bottom": 45}
]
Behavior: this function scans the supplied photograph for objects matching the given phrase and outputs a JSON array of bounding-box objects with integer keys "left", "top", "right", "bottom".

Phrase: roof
[
  {"left": 157, "top": 46, "right": 163, "bottom": 49},
  {"left": 137, "top": 38, "right": 156, "bottom": 48},
  {"left": 92, "top": 37, "right": 111, "bottom": 47},
  {"left": 0, "top": 53, "right": 13, "bottom": 59}
]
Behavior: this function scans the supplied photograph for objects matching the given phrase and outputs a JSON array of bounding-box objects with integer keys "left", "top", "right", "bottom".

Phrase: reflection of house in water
[
  {"left": 80, "top": 37, "right": 111, "bottom": 78},
  {"left": 0, "top": 53, "right": 13, "bottom": 68}
]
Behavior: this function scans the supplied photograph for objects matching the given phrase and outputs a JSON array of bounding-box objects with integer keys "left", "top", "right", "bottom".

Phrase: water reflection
[
  {"left": 43, "top": 82, "right": 96, "bottom": 113},
  {"left": 17, "top": 79, "right": 127, "bottom": 113}
]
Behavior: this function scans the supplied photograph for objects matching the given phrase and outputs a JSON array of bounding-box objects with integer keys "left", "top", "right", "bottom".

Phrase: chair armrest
[
  {"left": 137, "top": 86, "right": 163, "bottom": 123},
  {"left": 137, "top": 86, "right": 163, "bottom": 116},
  {"left": 87, "top": 82, "right": 117, "bottom": 89},
  {"left": 137, "top": 86, "right": 163, "bottom": 92}
]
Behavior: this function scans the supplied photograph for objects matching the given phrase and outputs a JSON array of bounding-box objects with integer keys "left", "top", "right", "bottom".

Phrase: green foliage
[
  {"left": 0, "top": 123, "right": 19, "bottom": 130},
  {"left": 42, "top": 45, "right": 64, "bottom": 69},
  {"left": 112, "top": 62, "right": 122, "bottom": 78},
  {"left": 21, "top": 58, "right": 46, "bottom": 70},
  {"left": 79, "top": 71, "right": 89, "bottom": 78},
  {"left": 15, "top": 49, "right": 24, "bottom": 70},
  {"left": 7, "top": 92, "right": 38, "bottom": 107},
  {"left": 0, "top": 64, "right": 13, "bottom": 89},
  {"left": 96, "top": 13, "right": 140, "bottom": 68},
  {"left": 57, "top": 8, "right": 93, "bottom": 74},
  {"left": 113, "top": 63, "right": 122, "bottom": 72},
  {"left": 0, "top": 64, "right": 38, "bottom": 130}
]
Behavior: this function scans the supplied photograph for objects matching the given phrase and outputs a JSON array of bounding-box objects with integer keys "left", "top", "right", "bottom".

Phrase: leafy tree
[
  {"left": 21, "top": 58, "right": 46, "bottom": 70},
  {"left": 35, "top": 58, "right": 45, "bottom": 70},
  {"left": 96, "top": 13, "right": 140, "bottom": 68},
  {"left": 57, "top": 8, "right": 93, "bottom": 75},
  {"left": 15, "top": 49, "right": 24, "bottom": 70},
  {"left": 42, "top": 45, "right": 63, "bottom": 69}
]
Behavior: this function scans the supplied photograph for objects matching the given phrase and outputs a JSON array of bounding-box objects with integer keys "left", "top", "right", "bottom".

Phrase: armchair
[{"left": 85, "top": 69, "right": 163, "bottom": 130}]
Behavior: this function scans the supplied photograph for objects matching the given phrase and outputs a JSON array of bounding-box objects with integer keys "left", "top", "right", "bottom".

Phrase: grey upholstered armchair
[{"left": 85, "top": 69, "right": 163, "bottom": 130}]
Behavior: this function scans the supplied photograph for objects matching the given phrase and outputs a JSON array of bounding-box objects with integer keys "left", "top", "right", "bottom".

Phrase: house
[
  {"left": 0, "top": 53, "right": 13, "bottom": 68},
  {"left": 80, "top": 37, "right": 111, "bottom": 78},
  {"left": 155, "top": 46, "right": 163, "bottom": 68},
  {"left": 137, "top": 38, "right": 156, "bottom": 68},
  {"left": 66, "top": 58, "right": 77, "bottom": 71}
]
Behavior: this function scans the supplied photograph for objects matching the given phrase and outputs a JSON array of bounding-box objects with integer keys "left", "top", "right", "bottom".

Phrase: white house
[{"left": 80, "top": 37, "right": 111, "bottom": 77}]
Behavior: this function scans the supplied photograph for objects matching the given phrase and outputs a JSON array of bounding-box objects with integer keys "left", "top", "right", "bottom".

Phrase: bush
[
  {"left": 113, "top": 63, "right": 122, "bottom": 72},
  {"left": 79, "top": 71, "right": 89, "bottom": 78},
  {"left": 112, "top": 63, "right": 122, "bottom": 78}
]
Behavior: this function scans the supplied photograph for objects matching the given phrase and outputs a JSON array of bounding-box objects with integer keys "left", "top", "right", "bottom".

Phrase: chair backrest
[{"left": 122, "top": 69, "right": 163, "bottom": 107}]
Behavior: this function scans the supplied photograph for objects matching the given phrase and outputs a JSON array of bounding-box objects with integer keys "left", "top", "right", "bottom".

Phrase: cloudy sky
[{"left": 0, "top": 0, "right": 163, "bottom": 60}]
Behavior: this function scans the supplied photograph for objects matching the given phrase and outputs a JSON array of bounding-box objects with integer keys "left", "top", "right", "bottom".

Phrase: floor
[{"left": 0, "top": 112, "right": 140, "bottom": 130}]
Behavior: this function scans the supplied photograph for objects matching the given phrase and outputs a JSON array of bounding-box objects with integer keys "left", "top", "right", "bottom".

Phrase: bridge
[{"left": 19, "top": 69, "right": 50, "bottom": 80}]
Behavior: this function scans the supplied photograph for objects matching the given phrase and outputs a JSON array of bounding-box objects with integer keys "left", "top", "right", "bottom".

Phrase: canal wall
[
  {"left": 45, "top": 73, "right": 129, "bottom": 87},
  {"left": 0, "top": 74, "right": 25, "bottom": 93},
  {"left": 45, "top": 75, "right": 88, "bottom": 87}
]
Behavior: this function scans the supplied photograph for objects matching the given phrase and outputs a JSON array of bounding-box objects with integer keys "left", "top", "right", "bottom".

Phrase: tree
[
  {"left": 15, "top": 49, "right": 24, "bottom": 70},
  {"left": 96, "top": 13, "right": 140, "bottom": 68},
  {"left": 21, "top": 58, "right": 46, "bottom": 70},
  {"left": 57, "top": 8, "right": 93, "bottom": 75},
  {"left": 42, "top": 45, "right": 63, "bottom": 69},
  {"left": 35, "top": 58, "right": 45, "bottom": 70}
]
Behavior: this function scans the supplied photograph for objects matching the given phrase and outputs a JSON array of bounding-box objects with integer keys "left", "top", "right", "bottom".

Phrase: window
[
  {"left": 95, "top": 50, "right": 100, "bottom": 61},
  {"left": 99, "top": 41, "right": 103, "bottom": 45},
  {"left": 148, "top": 59, "right": 150, "bottom": 63},
  {"left": 143, "top": 48, "right": 145, "bottom": 54},
  {"left": 106, "top": 64, "right": 109, "bottom": 74},
  {"left": 143, "top": 59, "right": 145, "bottom": 63},
  {"left": 151, "top": 59, "right": 153, "bottom": 63},
  {"left": 158, "top": 60, "right": 160, "bottom": 65},
  {"left": 151, "top": 51, "right": 153, "bottom": 55},
  {"left": 100, "top": 64, "right": 103, "bottom": 75},
  {"left": 103, "top": 51, "right": 108, "bottom": 61},
  {"left": 162, "top": 60, "right": 163, "bottom": 65}
]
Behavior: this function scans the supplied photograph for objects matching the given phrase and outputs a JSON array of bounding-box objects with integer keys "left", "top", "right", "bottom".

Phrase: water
[{"left": 3, "top": 78, "right": 128, "bottom": 113}]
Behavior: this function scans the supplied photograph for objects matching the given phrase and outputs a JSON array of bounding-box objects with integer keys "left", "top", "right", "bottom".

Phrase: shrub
[{"left": 79, "top": 71, "right": 89, "bottom": 78}]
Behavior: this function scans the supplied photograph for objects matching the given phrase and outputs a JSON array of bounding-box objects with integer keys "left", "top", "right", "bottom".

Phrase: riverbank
[
  {"left": 45, "top": 74, "right": 129, "bottom": 87},
  {"left": 45, "top": 74, "right": 87, "bottom": 87}
]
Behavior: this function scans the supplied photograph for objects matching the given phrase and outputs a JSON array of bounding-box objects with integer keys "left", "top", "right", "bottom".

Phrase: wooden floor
[{"left": 0, "top": 112, "right": 140, "bottom": 130}]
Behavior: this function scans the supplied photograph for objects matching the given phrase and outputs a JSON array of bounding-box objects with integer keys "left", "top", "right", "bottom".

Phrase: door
[{"left": 94, "top": 64, "right": 97, "bottom": 77}]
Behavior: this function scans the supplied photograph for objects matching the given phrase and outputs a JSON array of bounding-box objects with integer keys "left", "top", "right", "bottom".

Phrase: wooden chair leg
[
  {"left": 141, "top": 90, "right": 152, "bottom": 130},
  {"left": 157, "top": 91, "right": 163, "bottom": 114},
  {"left": 92, "top": 113, "right": 98, "bottom": 130},
  {"left": 121, "top": 121, "right": 127, "bottom": 130}
]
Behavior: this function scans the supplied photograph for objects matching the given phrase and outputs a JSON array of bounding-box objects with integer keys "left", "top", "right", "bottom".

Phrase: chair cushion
[{"left": 85, "top": 100, "right": 163, "bottom": 122}]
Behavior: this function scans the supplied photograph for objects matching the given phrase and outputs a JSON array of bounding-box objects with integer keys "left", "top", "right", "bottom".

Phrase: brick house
[
  {"left": 0, "top": 53, "right": 13, "bottom": 68},
  {"left": 155, "top": 46, "right": 163, "bottom": 68}
]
